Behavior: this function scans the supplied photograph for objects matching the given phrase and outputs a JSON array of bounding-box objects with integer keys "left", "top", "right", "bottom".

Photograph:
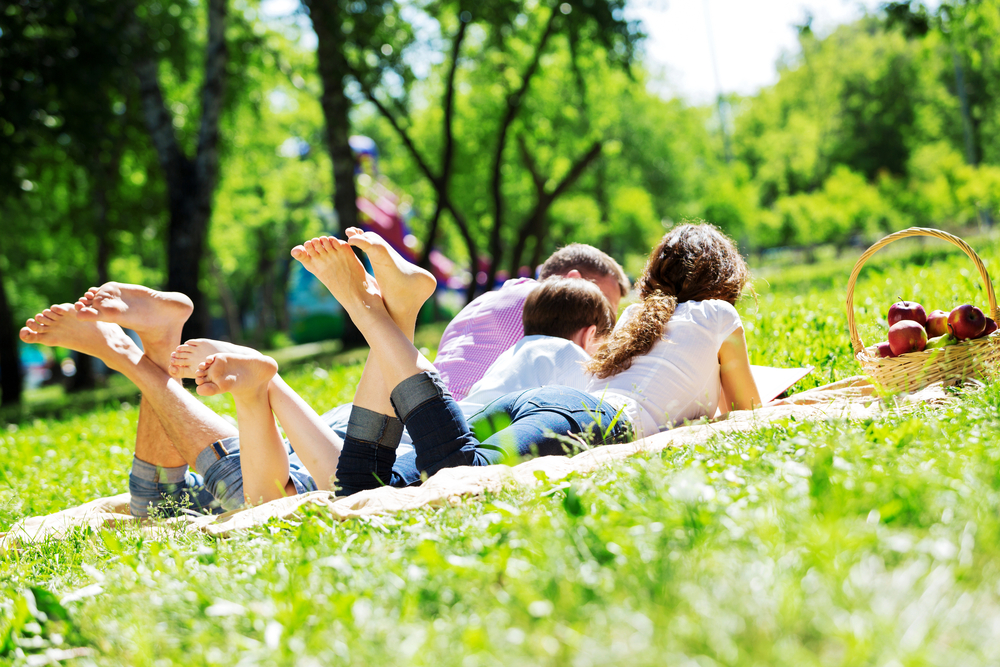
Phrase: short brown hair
[
  {"left": 523, "top": 277, "right": 616, "bottom": 340},
  {"left": 538, "top": 244, "right": 630, "bottom": 297}
]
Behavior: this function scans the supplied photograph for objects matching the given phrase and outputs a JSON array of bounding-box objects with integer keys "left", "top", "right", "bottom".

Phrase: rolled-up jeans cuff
[
  {"left": 346, "top": 406, "right": 404, "bottom": 450},
  {"left": 129, "top": 456, "right": 188, "bottom": 484},
  {"left": 390, "top": 371, "right": 450, "bottom": 423},
  {"left": 128, "top": 456, "right": 216, "bottom": 518}
]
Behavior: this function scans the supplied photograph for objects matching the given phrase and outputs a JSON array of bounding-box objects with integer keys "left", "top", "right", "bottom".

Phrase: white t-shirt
[
  {"left": 460, "top": 335, "right": 592, "bottom": 416},
  {"left": 586, "top": 300, "right": 743, "bottom": 437}
]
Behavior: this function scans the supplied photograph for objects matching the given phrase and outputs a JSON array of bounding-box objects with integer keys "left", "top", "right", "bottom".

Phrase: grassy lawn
[{"left": 3, "top": 236, "right": 1000, "bottom": 665}]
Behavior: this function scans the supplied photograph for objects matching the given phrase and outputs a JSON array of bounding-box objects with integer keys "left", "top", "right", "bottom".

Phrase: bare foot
[
  {"left": 19, "top": 304, "right": 140, "bottom": 372},
  {"left": 290, "top": 236, "right": 387, "bottom": 320},
  {"left": 170, "top": 339, "right": 256, "bottom": 379},
  {"left": 75, "top": 282, "right": 192, "bottom": 347},
  {"left": 345, "top": 228, "right": 437, "bottom": 325},
  {"left": 195, "top": 353, "right": 278, "bottom": 398}
]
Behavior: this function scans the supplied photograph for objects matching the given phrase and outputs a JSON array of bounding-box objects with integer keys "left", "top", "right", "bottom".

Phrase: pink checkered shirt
[{"left": 435, "top": 278, "right": 538, "bottom": 401}]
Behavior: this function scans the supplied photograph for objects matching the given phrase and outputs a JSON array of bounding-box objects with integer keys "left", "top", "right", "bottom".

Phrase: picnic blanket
[{"left": 0, "top": 377, "right": 957, "bottom": 550}]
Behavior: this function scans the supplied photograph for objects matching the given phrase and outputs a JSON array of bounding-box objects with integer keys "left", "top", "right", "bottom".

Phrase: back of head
[
  {"left": 538, "top": 244, "right": 630, "bottom": 299},
  {"left": 523, "top": 277, "right": 616, "bottom": 340},
  {"left": 587, "top": 222, "right": 750, "bottom": 379},
  {"left": 638, "top": 222, "right": 749, "bottom": 305}
]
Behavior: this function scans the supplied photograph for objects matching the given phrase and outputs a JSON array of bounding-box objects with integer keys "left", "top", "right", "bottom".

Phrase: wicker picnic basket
[{"left": 846, "top": 227, "right": 1000, "bottom": 392}]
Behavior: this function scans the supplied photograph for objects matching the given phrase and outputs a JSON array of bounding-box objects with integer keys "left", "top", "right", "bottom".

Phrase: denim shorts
[{"left": 197, "top": 436, "right": 319, "bottom": 512}]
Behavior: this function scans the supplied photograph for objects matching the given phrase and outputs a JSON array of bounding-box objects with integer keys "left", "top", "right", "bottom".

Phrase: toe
[{"left": 196, "top": 383, "right": 221, "bottom": 397}]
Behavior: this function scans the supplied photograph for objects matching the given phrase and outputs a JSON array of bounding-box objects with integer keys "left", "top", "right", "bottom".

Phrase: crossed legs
[
  {"left": 19, "top": 286, "right": 237, "bottom": 515},
  {"left": 293, "top": 230, "right": 497, "bottom": 494},
  {"left": 292, "top": 230, "right": 439, "bottom": 493}
]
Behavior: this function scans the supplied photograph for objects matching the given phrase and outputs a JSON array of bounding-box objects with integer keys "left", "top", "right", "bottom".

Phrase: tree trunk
[
  {"left": 304, "top": 0, "right": 357, "bottom": 235},
  {"left": 0, "top": 261, "right": 22, "bottom": 407},
  {"left": 209, "top": 258, "right": 243, "bottom": 343},
  {"left": 72, "top": 132, "right": 125, "bottom": 393},
  {"left": 134, "top": 0, "right": 228, "bottom": 341},
  {"left": 165, "top": 162, "right": 212, "bottom": 340},
  {"left": 305, "top": 0, "right": 368, "bottom": 344}
]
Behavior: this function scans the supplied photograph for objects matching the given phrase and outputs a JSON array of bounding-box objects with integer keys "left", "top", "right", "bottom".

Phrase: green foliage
[{"left": 3, "top": 248, "right": 1000, "bottom": 663}]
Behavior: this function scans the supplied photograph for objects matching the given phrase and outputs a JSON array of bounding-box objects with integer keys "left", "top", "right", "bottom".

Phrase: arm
[{"left": 718, "top": 327, "right": 761, "bottom": 416}]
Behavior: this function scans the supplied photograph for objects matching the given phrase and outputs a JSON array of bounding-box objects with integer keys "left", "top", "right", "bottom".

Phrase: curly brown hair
[{"left": 586, "top": 222, "right": 750, "bottom": 379}]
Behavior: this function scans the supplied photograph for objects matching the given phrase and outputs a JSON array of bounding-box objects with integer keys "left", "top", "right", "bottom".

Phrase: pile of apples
[{"left": 876, "top": 300, "right": 998, "bottom": 358}]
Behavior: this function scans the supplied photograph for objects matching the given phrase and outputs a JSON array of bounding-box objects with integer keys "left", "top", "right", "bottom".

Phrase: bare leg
[
  {"left": 195, "top": 353, "right": 296, "bottom": 504},
  {"left": 342, "top": 228, "right": 438, "bottom": 419},
  {"left": 20, "top": 304, "right": 236, "bottom": 466},
  {"left": 291, "top": 236, "right": 432, "bottom": 400},
  {"left": 76, "top": 282, "right": 195, "bottom": 469},
  {"left": 344, "top": 227, "right": 437, "bottom": 341},
  {"left": 174, "top": 338, "right": 344, "bottom": 492}
]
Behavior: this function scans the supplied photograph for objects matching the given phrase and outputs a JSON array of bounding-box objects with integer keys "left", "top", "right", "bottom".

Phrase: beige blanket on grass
[{"left": 0, "top": 377, "right": 956, "bottom": 550}]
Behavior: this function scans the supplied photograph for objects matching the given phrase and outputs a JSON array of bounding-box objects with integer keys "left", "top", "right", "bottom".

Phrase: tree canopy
[{"left": 3, "top": 0, "right": 1000, "bottom": 404}]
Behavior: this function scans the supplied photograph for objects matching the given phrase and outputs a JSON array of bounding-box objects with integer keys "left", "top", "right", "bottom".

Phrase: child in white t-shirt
[
  {"left": 334, "top": 275, "right": 617, "bottom": 493},
  {"left": 461, "top": 276, "right": 611, "bottom": 412},
  {"left": 586, "top": 223, "right": 761, "bottom": 436}
]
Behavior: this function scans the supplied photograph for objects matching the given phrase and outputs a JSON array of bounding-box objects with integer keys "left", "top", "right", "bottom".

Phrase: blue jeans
[{"left": 335, "top": 372, "right": 632, "bottom": 496}]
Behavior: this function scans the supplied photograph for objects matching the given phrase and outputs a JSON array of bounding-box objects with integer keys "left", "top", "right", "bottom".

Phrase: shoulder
[
  {"left": 501, "top": 277, "right": 539, "bottom": 292},
  {"left": 466, "top": 278, "right": 537, "bottom": 313},
  {"left": 701, "top": 299, "right": 743, "bottom": 337},
  {"left": 441, "top": 279, "right": 537, "bottom": 338},
  {"left": 675, "top": 299, "right": 739, "bottom": 317},
  {"left": 613, "top": 303, "right": 641, "bottom": 328},
  {"left": 703, "top": 299, "right": 740, "bottom": 319}
]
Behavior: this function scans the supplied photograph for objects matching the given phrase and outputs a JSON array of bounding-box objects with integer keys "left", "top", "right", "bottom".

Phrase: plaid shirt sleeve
[{"left": 434, "top": 279, "right": 537, "bottom": 401}]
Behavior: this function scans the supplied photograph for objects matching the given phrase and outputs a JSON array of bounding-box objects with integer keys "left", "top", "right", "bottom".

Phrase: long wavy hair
[{"left": 586, "top": 222, "right": 750, "bottom": 379}]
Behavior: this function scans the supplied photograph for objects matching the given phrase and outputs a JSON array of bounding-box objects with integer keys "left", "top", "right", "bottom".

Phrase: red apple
[
  {"left": 948, "top": 304, "right": 986, "bottom": 340},
  {"left": 888, "top": 300, "right": 927, "bottom": 327},
  {"left": 925, "top": 310, "right": 949, "bottom": 338},
  {"left": 875, "top": 341, "right": 897, "bottom": 358},
  {"left": 979, "top": 317, "right": 998, "bottom": 338},
  {"left": 888, "top": 320, "right": 928, "bottom": 355}
]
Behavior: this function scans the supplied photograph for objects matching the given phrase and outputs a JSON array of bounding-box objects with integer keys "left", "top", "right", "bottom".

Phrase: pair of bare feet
[
  {"left": 290, "top": 227, "right": 436, "bottom": 335},
  {"left": 19, "top": 283, "right": 277, "bottom": 401},
  {"left": 19, "top": 228, "right": 436, "bottom": 401}
]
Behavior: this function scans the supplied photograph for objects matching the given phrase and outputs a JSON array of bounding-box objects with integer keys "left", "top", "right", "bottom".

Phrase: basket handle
[{"left": 846, "top": 227, "right": 1000, "bottom": 355}]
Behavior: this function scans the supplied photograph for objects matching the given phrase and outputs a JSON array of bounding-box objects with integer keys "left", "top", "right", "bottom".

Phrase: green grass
[{"left": 3, "top": 239, "right": 1000, "bottom": 665}]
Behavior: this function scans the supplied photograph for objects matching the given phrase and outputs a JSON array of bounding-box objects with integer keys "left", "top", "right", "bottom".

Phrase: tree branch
[
  {"left": 486, "top": 6, "right": 560, "bottom": 289},
  {"left": 357, "top": 64, "right": 481, "bottom": 302},
  {"left": 517, "top": 135, "right": 546, "bottom": 193},
  {"left": 419, "top": 18, "right": 468, "bottom": 267},
  {"left": 134, "top": 58, "right": 184, "bottom": 183},
  {"left": 548, "top": 140, "right": 603, "bottom": 201},
  {"left": 508, "top": 140, "right": 603, "bottom": 274}
]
